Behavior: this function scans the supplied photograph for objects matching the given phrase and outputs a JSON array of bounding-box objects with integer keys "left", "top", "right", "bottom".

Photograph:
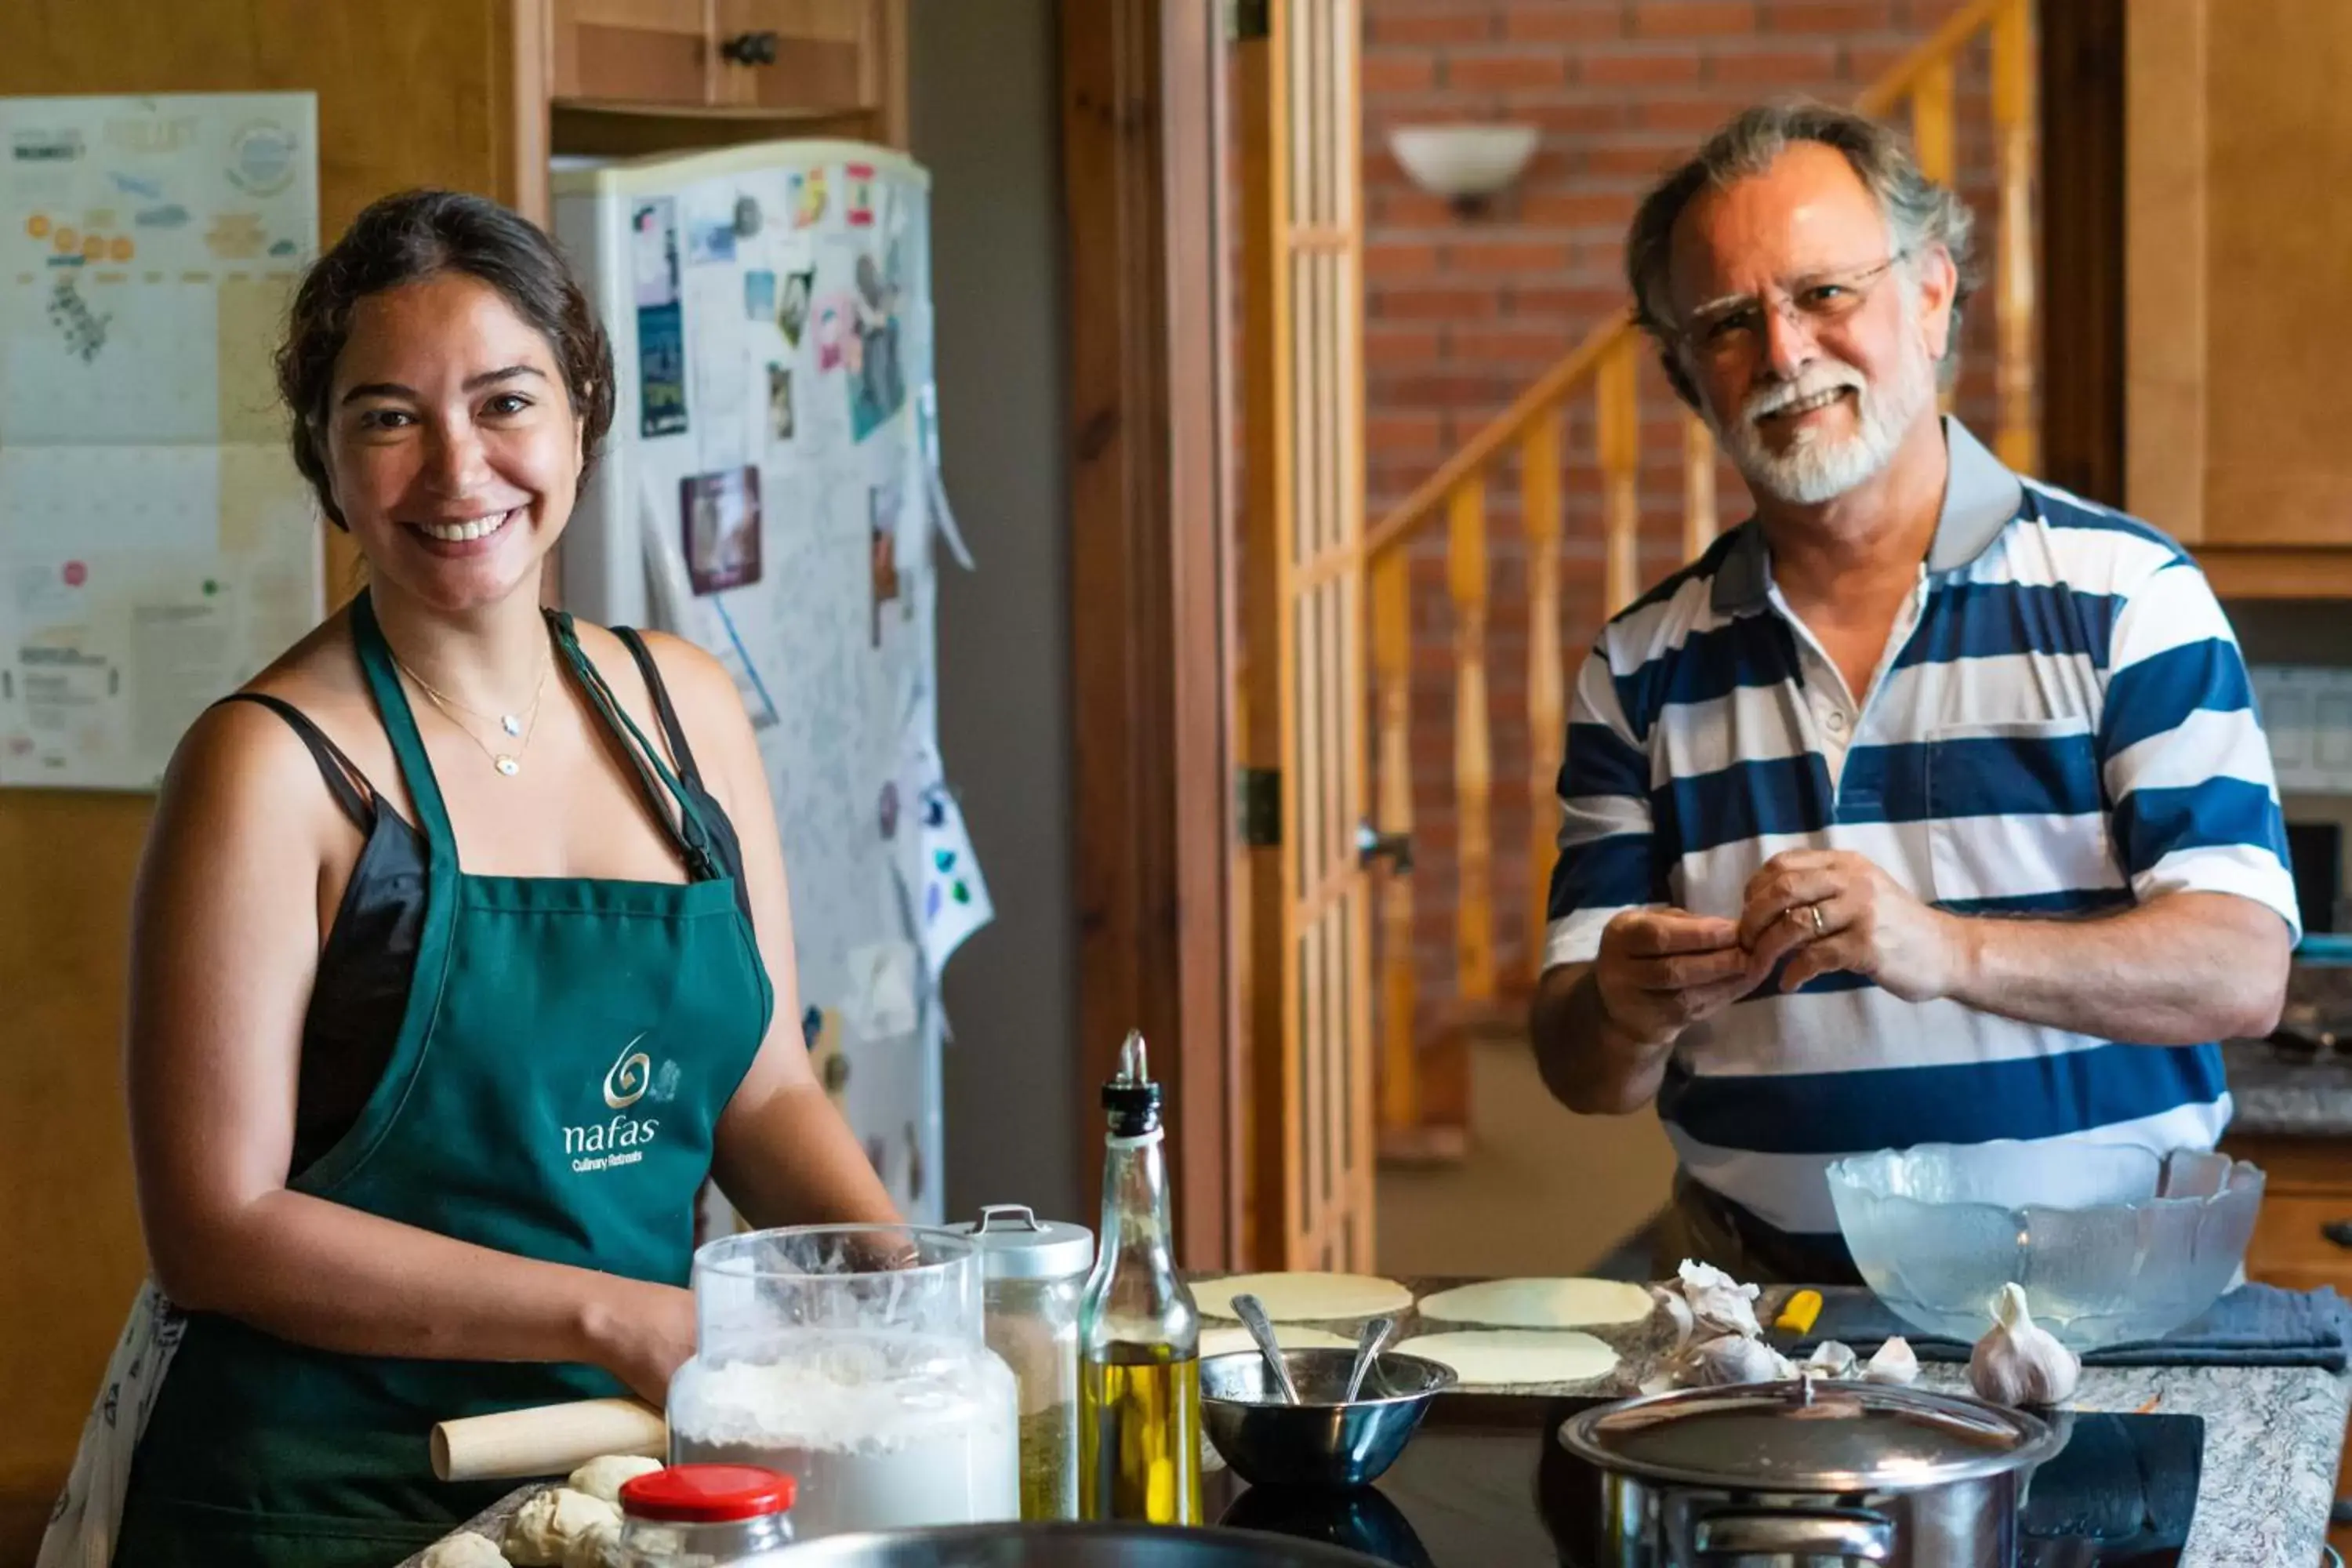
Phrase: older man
[{"left": 1529, "top": 102, "right": 2299, "bottom": 1284}]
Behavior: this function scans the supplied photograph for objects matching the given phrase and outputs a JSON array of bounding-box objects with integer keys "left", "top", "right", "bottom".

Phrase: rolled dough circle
[
  {"left": 1198, "top": 1272, "right": 1414, "bottom": 1323},
  {"left": 1198, "top": 1324, "right": 1355, "bottom": 1359},
  {"left": 1399, "top": 1330, "right": 1620, "bottom": 1389},
  {"left": 1415, "top": 1277, "right": 1653, "bottom": 1330}
]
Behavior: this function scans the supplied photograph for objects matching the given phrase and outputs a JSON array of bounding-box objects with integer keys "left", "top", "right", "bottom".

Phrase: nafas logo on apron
[
  {"left": 569, "top": 1034, "right": 662, "bottom": 1172},
  {"left": 604, "top": 1033, "right": 652, "bottom": 1109}
]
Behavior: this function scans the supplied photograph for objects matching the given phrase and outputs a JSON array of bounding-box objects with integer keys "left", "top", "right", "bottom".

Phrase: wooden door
[
  {"left": 552, "top": 0, "right": 713, "bottom": 106},
  {"left": 1236, "top": 0, "right": 1374, "bottom": 1271}
]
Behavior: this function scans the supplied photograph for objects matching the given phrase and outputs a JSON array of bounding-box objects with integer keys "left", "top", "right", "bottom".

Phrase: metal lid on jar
[
  {"left": 946, "top": 1204, "right": 1094, "bottom": 1280},
  {"left": 619, "top": 1464, "right": 796, "bottom": 1523},
  {"left": 1558, "top": 1374, "right": 2060, "bottom": 1494}
]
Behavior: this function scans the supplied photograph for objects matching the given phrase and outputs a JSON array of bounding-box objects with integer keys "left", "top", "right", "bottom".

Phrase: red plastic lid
[{"left": 619, "top": 1464, "right": 797, "bottom": 1523}]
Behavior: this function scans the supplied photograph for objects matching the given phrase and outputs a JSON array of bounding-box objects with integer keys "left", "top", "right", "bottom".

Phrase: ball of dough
[
  {"left": 566, "top": 1454, "right": 665, "bottom": 1507},
  {"left": 505, "top": 1486, "right": 621, "bottom": 1567},
  {"left": 417, "top": 1532, "right": 506, "bottom": 1568},
  {"left": 561, "top": 1518, "right": 622, "bottom": 1568}
]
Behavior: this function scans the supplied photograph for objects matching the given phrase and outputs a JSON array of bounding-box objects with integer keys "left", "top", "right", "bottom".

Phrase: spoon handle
[
  {"left": 1343, "top": 1316, "right": 1396, "bottom": 1402},
  {"left": 1232, "top": 1294, "right": 1301, "bottom": 1405}
]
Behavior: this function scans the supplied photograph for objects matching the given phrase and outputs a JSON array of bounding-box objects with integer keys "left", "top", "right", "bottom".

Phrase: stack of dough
[{"left": 1397, "top": 1277, "right": 1650, "bottom": 1392}]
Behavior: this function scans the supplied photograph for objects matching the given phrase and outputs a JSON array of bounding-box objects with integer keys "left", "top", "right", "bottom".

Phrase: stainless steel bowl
[
  {"left": 1199, "top": 1347, "right": 1457, "bottom": 1490},
  {"left": 768, "top": 1521, "right": 1385, "bottom": 1565}
]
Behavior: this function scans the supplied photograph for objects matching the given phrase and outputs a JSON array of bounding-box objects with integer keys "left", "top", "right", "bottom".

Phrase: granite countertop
[{"left": 2223, "top": 1036, "right": 2352, "bottom": 1138}]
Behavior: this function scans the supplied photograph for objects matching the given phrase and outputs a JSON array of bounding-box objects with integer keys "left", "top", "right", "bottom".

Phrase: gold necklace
[{"left": 393, "top": 652, "right": 550, "bottom": 778}]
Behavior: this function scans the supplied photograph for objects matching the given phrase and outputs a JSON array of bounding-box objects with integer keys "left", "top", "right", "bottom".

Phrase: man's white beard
[{"left": 1710, "top": 336, "right": 1937, "bottom": 506}]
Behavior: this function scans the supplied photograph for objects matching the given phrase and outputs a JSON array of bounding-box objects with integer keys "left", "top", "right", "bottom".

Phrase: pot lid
[
  {"left": 946, "top": 1204, "right": 1094, "bottom": 1280},
  {"left": 1559, "top": 1375, "right": 2060, "bottom": 1493}
]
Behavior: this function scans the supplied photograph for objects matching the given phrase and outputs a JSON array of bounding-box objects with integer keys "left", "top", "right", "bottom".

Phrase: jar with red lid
[{"left": 615, "top": 1464, "right": 796, "bottom": 1566}]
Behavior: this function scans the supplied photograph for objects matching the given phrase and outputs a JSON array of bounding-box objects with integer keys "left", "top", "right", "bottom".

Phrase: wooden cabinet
[
  {"left": 2127, "top": 0, "right": 2352, "bottom": 595},
  {"left": 2221, "top": 1134, "right": 2352, "bottom": 1559},
  {"left": 551, "top": 0, "right": 898, "bottom": 125}
]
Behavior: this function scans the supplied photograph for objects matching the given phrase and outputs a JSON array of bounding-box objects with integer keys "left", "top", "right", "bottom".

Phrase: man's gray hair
[{"left": 1624, "top": 100, "right": 1978, "bottom": 401}]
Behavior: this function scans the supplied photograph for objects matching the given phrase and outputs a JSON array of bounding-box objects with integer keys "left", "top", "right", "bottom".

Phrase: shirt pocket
[{"left": 1922, "top": 717, "right": 2119, "bottom": 909}]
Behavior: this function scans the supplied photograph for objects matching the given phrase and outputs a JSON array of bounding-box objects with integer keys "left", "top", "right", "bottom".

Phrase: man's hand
[
  {"left": 1594, "top": 908, "right": 1768, "bottom": 1047},
  {"left": 1737, "top": 849, "right": 1966, "bottom": 1002}
]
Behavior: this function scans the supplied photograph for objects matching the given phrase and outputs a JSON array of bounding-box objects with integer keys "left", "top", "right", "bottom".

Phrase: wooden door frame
[{"left": 1059, "top": 0, "right": 1241, "bottom": 1268}]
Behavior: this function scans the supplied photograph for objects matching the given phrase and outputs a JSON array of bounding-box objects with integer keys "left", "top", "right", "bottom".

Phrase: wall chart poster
[{"left": 0, "top": 92, "right": 323, "bottom": 791}]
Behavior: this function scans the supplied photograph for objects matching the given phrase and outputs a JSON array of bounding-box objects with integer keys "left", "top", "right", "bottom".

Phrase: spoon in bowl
[
  {"left": 1343, "top": 1316, "right": 1396, "bottom": 1402},
  {"left": 1232, "top": 1294, "right": 1301, "bottom": 1405}
]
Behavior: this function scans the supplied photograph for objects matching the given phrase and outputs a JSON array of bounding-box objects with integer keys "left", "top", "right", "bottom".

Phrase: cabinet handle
[
  {"left": 720, "top": 30, "right": 780, "bottom": 66},
  {"left": 2323, "top": 1219, "right": 2352, "bottom": 1250}
]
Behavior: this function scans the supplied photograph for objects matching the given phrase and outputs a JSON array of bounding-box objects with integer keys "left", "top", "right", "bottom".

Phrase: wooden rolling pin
[{"left": 430, "top": 1398, "right": 667, "bottom": 1483}]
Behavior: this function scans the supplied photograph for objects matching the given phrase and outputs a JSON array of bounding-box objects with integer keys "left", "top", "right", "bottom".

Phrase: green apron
[{"left": 114, "top": 593, "right": 772, "bottom": 1566}]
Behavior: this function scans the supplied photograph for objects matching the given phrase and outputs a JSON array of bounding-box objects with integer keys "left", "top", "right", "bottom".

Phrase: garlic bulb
[
  {"left": 1802, "top": 1339, "right": 1858, "bottom": 1378},
  {"left": 1685, "top": 1333, "right": 1791, "bottom": 1387},
  {"left": 1864, "top": 1336, "right": 1920, "bottom": 1385},
  {"left": 1675, "top": 1259, "right": 1763, "bottom": 1340},
  {"left": 1967, "top": 1283, "right": 2080, "bottom": 1407}
]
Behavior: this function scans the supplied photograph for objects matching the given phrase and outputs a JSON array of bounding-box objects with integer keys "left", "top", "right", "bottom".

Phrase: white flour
[{"left": 668, "top": 1332, "right": 1019, "bottom": 1540}]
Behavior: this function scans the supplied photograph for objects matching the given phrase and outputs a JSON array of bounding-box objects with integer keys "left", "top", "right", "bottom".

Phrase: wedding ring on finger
[{"left": 1786, "top": 902, "right": 1828, "bottom": 938}]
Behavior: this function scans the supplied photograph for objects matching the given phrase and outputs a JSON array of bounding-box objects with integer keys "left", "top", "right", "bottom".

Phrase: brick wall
[{"left": 1358, "top": 0, "right": 2024, "bottom": 1029}]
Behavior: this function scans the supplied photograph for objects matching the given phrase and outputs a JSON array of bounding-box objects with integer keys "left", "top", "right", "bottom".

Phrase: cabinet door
[
  {"left": 553, "top": 0, "right": 712, "bottom": 107},
  {"left": 710, "top": 0, "right": 882, "bottom": 116},
  {"left": 2128, "top": 0, "right": 2352, "bottom": 550}
]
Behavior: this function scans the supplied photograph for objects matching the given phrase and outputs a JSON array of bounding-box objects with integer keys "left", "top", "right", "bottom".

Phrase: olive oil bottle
[{"left": 1077, "top": 1031, "right": 1204, "bottom": 1525}]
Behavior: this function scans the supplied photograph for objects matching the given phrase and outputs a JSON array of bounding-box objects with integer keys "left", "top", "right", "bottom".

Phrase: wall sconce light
[{"left": 1388, "top": 123, "right": 1539, "bottom": 216}]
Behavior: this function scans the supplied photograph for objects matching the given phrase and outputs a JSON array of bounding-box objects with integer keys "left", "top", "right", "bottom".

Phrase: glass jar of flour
[
  {"left": 948, "top": 1205, "right": 1094, "bottom": 1520},
  {"left": 666, "top": 1225, "right": 1020, "bottom": 1542}
]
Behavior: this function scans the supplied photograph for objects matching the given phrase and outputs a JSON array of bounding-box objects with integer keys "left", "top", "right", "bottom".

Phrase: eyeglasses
[{"left": 1671, "top": 251, "right": 1909, "bottom": 365}]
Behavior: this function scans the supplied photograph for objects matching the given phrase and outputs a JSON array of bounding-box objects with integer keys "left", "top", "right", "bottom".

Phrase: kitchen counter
[
  {"left": 1911, "top": 1361, "right": 2350, "bottom": 1567},
  {"left": 2223, "top": 1036, "right": 2352, "bottom": 1138},
  {"left": 1196, "top": 1274, "right": 2352, "bottom": 1566}
]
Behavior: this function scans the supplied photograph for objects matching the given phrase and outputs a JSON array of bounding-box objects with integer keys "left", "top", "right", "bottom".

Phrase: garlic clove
[
  {"left": 1686, "top": 1333, "right": 1786, "bottom": 1387},
  {"left": 1802, "top": 1339, "right": 1859, "bottom": 1378},
  {"left": 1966, "top": 1283, "right": 2081, "bottom": 1407},
  {"left": 1864, "top": 1336, "right": 1920, "bottom": 1385},
  {"left": 1652, "top": 1283, "right": 1698, "bottom": 1353}
]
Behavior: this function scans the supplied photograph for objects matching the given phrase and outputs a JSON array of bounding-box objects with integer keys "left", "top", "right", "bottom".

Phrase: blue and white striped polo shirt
[{"left": 1541, "top": 418, "right": 2300, "bottom": 1240}]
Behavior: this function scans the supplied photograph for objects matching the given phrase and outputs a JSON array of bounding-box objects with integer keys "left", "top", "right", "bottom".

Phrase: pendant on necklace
[
  {"left": 500, "top": 713, "right": 524, "bottom": 737},
  {"left": 495, "top": 755, "right": 521, "bottom": 777}
]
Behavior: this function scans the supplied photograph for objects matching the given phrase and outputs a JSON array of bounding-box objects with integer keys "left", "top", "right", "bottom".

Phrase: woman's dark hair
[{"left": 274, "top": 188, "right": 615, "bottom": 528}]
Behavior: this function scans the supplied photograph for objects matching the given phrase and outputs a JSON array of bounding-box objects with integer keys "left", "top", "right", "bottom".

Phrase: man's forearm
[
  {"left": 1943, "top": 891, "right": 2289, "bottom": 1044},
  {"left": 1529, "top": 963, "right": 1678, "bottom": 1115}
]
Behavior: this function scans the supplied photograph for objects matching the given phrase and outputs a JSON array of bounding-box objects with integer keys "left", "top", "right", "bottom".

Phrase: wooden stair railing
[{"left": 1367, "top": 0, "right": 2037, "bottom": 1165}]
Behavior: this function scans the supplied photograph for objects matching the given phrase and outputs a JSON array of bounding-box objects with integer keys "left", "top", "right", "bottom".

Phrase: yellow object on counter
[{"left": 1773, "top": 1289, "right": 1823, "bottom": 1336}]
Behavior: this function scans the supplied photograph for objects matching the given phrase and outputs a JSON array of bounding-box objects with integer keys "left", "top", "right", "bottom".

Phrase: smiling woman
[{"left": 37, "top": 191, "right": 900, "bottom": 1568}]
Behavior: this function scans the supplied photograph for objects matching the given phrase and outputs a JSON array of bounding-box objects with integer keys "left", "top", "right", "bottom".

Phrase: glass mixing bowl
[{"left": 1824, "top": 1143, "right": 2264, "bottom": 1350}]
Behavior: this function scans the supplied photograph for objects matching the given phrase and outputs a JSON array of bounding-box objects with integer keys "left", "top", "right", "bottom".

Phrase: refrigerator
[{"left": 554, "top": 141, "right": 986, "bottom": 1226}]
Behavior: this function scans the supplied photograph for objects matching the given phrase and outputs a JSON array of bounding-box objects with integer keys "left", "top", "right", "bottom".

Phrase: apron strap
[
  {"left": 349, "top": 590, "right": 459, "bottom": 873},
  {"left": 546, "top": 612, "right": 723, "bottom": 880}
]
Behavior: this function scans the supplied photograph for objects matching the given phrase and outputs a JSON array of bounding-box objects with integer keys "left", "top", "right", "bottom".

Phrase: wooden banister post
[
  {"left": 1522, "top": 412, "right": 1563, "bottom": 990},
  {"left": 1598, "top": 339, "right": 1642, "bottom": 616},
  {"left": 1992, "top": 0, "right": 2038, "bottom": 473},
  {"left": 1682, "top": 413, "right": 1717, "bottom": 563},
  {"left": 1370, "top": 547, "right": 1417, "bottom": 1140},
  {"left": 1447, "top": 479, "right": 1495, "bottom": 1007}
]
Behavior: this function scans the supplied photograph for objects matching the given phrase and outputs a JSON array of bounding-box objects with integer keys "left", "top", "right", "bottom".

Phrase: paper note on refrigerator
[{"left": 897, "top": 724, "right": 993, "bottom": 980}]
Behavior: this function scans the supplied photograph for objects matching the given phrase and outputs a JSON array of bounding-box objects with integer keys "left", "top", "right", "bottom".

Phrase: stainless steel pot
[{"left": 1555, "top": 1374, "right": 2062, "bottom": 1567}]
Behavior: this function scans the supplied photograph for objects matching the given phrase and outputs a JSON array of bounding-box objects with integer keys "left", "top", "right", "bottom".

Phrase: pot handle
[{"left": 1691, "top": 1505, "right": 1895, "bottom": 1562}]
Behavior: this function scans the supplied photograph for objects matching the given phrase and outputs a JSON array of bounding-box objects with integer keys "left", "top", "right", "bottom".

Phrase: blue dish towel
[{"left": 1782, "top": 1283, "right": 2351, "bottom": 1370}]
